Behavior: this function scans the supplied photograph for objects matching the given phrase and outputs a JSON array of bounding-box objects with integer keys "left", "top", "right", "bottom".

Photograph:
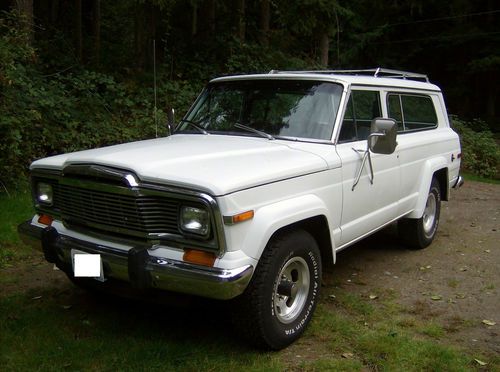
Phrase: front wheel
[
  {"left": 398, "top": 178, "right": 441, "bottom": 249},
  {"left": 234, "top": 229, "right": 322, "bottom": 350}
]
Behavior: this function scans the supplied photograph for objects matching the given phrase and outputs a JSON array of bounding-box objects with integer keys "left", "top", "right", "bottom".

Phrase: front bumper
[{"left": 18, "top": 220, "right": 253, "bottom": 300}]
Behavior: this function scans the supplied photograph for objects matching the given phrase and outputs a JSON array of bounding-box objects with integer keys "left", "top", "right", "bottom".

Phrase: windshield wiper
[
  {"left": 234, "top": 122, "right": 274, "bottom": 140},
  {"left": 177, "top": 119, "right": 209, "bottom": 135}
]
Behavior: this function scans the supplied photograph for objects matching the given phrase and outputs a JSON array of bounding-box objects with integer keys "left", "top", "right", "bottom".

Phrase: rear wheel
[
  {"left": 234, "top": 229, "right": 322, "bottom": 350},
  {"left": 398, "top": 178, "right": 441, "bottom": 249}
]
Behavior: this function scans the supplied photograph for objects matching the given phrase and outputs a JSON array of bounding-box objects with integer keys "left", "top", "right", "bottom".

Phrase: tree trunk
[
  {"left": 75, "top": 0, "right": 83, "bottom": 62},
  {"left": 236, "top": 0, "right": 245, "bottom": 42},
  {"left": 148, "top": 3, "right": 157, "bottom": 68},
  {"left": 92, "top": 0, "right": 101, "bottom": 65},
  {"left": 134, "top": 2, "right": 146, "bottom": 70},
  {"left": 259, "top": 0, "right": 270, "bottom": 46},
  {"left": 191, "top": 0, "right": 197, "bottom": 36},
  {"left": 207, "top": 0, "right": 215, "bottom": 33},
  {"left": 15, "top": 0, "right": 33, "bottom": 44},
  {"left": 50, "top": 0, "right": 59, "bottom": 22},
  {"left": 319, "top": 32, "right": 329, "bottom": 68}
]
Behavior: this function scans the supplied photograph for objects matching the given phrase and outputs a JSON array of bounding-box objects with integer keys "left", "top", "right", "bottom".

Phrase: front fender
[
  {"left": 240, "top": 194, "right": 334, "bottom": 262},
  {"left": 406, "top": 156, "right": 448, "bottom": 219}
]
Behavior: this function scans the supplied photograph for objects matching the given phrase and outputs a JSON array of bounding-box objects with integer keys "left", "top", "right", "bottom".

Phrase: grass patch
[
  {"left": 462, "top": 172, "right": 500, "bottom": 184},
  {"left": 301, "top": 290, "right": 489, "bottom": 371},
  {"left": 299, "top": 358, "right": 364, "bottom": 371},
  {"left": 0, "top": 191, "right": 33, "bottom": 243},
  {"left": 419, "top": 322, "right": 446, "bottom": 339},
  {"left": 334, "top": 291, "right": 374, "bottom": 316},
  {"left": 0, "top": 290, "right": 283, "bottom": 371},
  {"left": 483, "top": 284, "right": 495, "bottom": 291},
  {"left": 447, "top": 279, "right": 459, "bottom": 289},
  {"left": 357, "top": 329, "right": 470, "bottom": 371},
  {"left": 0, "top": 191, "right": 35, "bottom": 267},
  {"left": 0, "top": 268, "right": 496, "bottom": 371}
]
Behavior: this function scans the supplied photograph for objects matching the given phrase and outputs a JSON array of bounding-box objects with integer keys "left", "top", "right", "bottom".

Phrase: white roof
[{"left": 211, "top": 71, "right": 441, "bottom": 92}]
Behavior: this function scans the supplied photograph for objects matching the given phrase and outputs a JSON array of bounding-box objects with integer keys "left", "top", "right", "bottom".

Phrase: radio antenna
[{"left": 153, "top": 39, "right": 158, "bottom": 138}]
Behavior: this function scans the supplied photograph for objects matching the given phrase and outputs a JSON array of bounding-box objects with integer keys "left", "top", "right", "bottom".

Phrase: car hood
[{"left": 31, "top": 134, "right": 329, "bottom": 196}]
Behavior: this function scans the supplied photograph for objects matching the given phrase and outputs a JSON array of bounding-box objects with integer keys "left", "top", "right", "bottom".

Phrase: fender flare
[
  {"left": 405, "top": 157, "right": 448, "bottom": 219},
  {"left": 241, "top": 194, "right": 335, "bottom": 263}
]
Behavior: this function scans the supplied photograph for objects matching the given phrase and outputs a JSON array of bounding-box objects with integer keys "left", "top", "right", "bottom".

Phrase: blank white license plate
[{"left": 71, "top": 249, "right": 105, "bottom": 282}]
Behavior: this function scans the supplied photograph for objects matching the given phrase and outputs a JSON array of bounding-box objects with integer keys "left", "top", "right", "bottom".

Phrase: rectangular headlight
[
  {"left": 180, "top": 206, "right": 209, "bottom": 236},
  {"left": 37, "top": 182, "right": 53, "bottom": 206}
]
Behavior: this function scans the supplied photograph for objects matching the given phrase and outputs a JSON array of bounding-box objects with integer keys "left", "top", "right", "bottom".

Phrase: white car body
[{"left": 19, "top": 69, "right": 462, "bottom": 348}]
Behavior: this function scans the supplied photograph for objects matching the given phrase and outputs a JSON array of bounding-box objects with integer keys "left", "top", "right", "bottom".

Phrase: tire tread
[{"left": 233, "top": 229, "right": 320, "bottom": 350}]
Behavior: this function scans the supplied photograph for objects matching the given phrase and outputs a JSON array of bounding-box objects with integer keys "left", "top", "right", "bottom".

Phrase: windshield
[{"left": 177, "top": 80, "right": 344, "bottom": 141}]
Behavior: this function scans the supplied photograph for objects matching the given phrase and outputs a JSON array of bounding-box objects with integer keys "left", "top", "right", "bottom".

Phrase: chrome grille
[{"left": 57, "top": 184, "right": 180, "bottom": 236}]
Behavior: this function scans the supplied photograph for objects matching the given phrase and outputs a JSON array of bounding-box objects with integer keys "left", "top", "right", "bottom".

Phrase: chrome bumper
[
  {"left": 18, "top": 220, "right": 253, "bottom": 300},
  {"left": 453, "top": 175, "right": 464, "bottom": 189}
]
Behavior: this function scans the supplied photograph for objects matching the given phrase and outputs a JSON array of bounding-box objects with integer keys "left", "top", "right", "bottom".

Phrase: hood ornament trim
[
  {"left": 62, "top": 163, "right": 139, "bottom": 188},
  {"left": 124, "top": 174, "right": 139, "bottom": 187}
]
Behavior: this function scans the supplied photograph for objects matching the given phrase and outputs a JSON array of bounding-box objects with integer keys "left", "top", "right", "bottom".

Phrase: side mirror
[
  {"left": 368, "top": 118, "right": 397, "bottom": 154},
  {"left": 167, "top": 108, "right": 175, "bottom": 135}
]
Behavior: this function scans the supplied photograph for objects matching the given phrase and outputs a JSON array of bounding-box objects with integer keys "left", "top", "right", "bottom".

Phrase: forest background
[{"left": 1, "top": 0, "right": 499, "bottom": 188}]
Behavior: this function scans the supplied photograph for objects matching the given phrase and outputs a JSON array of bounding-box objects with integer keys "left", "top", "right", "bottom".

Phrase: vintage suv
[{"left": 19, "top": 68, "right": 463, "bottom": 349}]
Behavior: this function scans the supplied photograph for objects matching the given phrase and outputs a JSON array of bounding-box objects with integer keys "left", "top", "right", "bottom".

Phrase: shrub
[
  {"left": 0, "top": 13, "right": 199, "bottom": 189},
  {"left": 450, "top": 116, "right": 500, "bottom": 179}
]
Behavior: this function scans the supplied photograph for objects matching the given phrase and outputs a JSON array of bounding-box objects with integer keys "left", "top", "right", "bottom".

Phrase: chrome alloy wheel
[
  {"left": 273, "top": 256, "right": 310, "bottom": 324},
  {"left": 422, "top": 192, "right": 437, "bottom": 235}
]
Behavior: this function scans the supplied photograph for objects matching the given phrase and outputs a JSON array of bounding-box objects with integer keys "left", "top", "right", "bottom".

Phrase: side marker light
[{"left": 223, "top": 210, "right": 254, "bottom": 225}]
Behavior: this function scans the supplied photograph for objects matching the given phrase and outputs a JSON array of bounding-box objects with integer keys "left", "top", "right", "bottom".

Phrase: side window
[
  {"left": 388, "top": 94, "right": 437, "bottom": 132},
  {"left": 338, "top": 90, "right": 381, "bottom": 142},
  {"left": 401, "top": 95, "right": 437, "bottom": 130}
]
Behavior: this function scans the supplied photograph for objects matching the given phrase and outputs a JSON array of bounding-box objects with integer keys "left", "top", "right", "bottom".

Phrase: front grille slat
[
  {"left": 58, "top": 196, "right": 141, "bottom": 216},
  {"left": 54, "top": 183, "right": 182, "bottom": 238}
]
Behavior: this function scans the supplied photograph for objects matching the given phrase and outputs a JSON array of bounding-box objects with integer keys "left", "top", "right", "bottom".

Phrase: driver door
[{"left": 335, "top": 89, "right": 401, "bottom": 246}]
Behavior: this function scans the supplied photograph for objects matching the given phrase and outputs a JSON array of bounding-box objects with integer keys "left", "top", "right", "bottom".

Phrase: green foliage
[
  {"left": 277, "top": 0, "right": 353, "bottom": 35},
  {"left": 225, "top": 41, "right": 314, "bottom": 73},
  {"left": 451, "top": 116, "right": 500, "bottom": 179},
  {"left": 0, "top": 12, "right": 199, "bottom": 188},
  {"left": 1, "top": 0, "right": 499, "bottom": 187}
]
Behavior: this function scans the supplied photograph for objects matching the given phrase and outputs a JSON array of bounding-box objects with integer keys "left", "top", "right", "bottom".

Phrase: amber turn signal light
[
  {"left": 183, "top": 249, "right": 216, "bottom": 267},
  {"left": 223, "top": 210, "right": 254, "bottom": 225},
  {"left": 38, "top": 214, "right": 53, "bottom": 226}
]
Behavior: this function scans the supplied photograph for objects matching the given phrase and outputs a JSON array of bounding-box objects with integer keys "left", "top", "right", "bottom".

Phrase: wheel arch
[
  {"left": 433, "top": 167, "right": 449, "bottom": 201},
  {"left": 242, "top": 194, "right": 336, "bottom": 267},
  {"left": 267, "top": 215, "right": 334, "bottom": 269},
  {"left": 406, "top": 157, "right": 449, "bottom": 219}
]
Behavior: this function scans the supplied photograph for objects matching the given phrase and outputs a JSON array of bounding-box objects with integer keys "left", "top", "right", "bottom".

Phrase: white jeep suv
[{"left": 19, "top": 68, "right": 463, "bottom": 349}]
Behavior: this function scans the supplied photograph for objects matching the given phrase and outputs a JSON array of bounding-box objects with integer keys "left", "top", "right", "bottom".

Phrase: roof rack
[{"left": 268, "top": 67, "right": 429, "bottom": 83}]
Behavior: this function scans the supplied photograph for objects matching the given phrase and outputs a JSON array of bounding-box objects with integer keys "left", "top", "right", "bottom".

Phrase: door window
[{"left": 338, "top": 90, "right": 381, "bottom": 142}]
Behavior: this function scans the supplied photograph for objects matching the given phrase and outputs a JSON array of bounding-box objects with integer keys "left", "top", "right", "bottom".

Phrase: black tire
[
  {"left": 398, "top": 178, "right": 441, "bottom": 249},
  {"left": 234, "top": 229, "right": 322, "bottom": 350}
]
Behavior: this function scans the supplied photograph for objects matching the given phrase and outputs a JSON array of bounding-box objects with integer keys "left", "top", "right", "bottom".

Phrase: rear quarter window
[{"left": 388, "top": 93, "right": 437, "bottom": 132}]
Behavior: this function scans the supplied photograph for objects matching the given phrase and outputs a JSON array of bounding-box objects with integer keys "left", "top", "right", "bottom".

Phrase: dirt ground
[
  {"left": 2, "top": 180, "right": 499, "bottom": 357},
  {"left": 322, "top": 180, "right": 500, "bottom": 355}
]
